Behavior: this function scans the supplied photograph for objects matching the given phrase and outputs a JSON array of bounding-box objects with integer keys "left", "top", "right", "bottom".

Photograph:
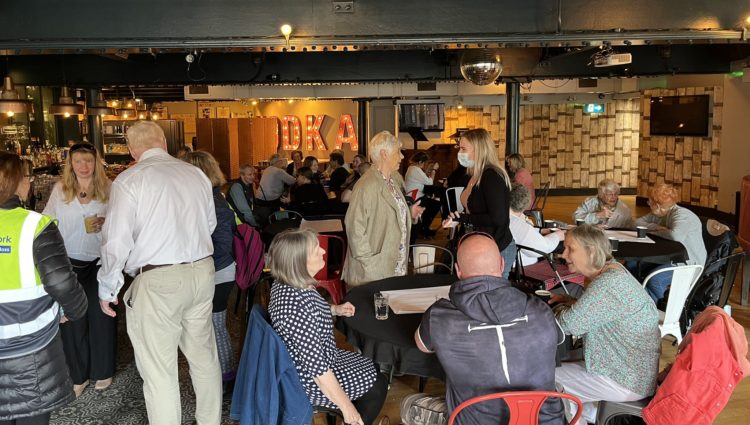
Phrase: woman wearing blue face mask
[{"left": 443, "top": 128, "right": 515, "bottom": 278}]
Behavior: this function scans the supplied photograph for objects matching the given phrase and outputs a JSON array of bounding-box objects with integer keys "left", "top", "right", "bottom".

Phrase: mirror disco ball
[{"left": 460, "top": 50, "right": 503, "bottom": 85}]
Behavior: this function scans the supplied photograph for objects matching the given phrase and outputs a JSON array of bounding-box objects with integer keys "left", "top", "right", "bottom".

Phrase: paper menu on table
[
  {"left": 379, "top": 285, "right": 451, "bottom": 314},
  {"left": 604, "top": 229, "right": 655, "bottom": 243}
]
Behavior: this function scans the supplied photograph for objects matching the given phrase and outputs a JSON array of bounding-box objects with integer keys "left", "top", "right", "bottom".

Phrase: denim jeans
[
  {"left": 625, "top": 261, "right": 673, "bottom": 303},
  {"left": 500, "top": 240, "right": 517, "bottom": 279}
]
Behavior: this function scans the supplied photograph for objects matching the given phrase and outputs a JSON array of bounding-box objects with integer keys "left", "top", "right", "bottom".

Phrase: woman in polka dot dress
[{"left": 268, "top": 229, "right": 389, "bottom": 425}]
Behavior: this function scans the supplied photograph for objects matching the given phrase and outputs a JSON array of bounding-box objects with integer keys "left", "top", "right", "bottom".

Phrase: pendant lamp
[
  {"left": 86, "top": 91, "right": 116, "bottom": 116},
  {"left": 0, "top": 76, "right": 33, "bottom": 116},
  {"left": 49, "top": 87, "right": 84, "bottom": 117}
]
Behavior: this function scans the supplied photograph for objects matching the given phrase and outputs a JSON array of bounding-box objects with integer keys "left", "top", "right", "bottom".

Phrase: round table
[
  {"left": 613, "top": 234, "right": 688, "bottom": 264},
  {"left": 337, "top": 274, "right": 455, "bottom": 380},
  {"left": 261, "top": 219, "right": 301, "bottom": 245}
]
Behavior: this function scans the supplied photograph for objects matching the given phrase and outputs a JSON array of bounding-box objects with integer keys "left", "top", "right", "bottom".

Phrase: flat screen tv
[
  {"left": 650, "top": 95, "right": 710, "bottom": 137},
  {"left": 398, "top": 103, "right": 445, "bottom": 131}
]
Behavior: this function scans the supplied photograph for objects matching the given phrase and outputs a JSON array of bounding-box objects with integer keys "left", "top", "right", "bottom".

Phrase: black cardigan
[{"left": 459, "top": 167, "right": 513, "bottom": 252}]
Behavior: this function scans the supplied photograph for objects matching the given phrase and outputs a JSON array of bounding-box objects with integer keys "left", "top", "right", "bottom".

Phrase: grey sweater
[{"left": 635, "top": 205, "right": 707, "bottom": 267}]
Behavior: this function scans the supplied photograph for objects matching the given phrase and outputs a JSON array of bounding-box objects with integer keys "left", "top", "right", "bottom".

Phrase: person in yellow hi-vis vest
[{"left": 0, "top": 151, "right": 87, "bottom": 425}]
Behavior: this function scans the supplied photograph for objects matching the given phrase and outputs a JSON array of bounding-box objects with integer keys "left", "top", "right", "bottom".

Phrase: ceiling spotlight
[
  {"left": 280, "top": 24, "right": 293, "bottom": 44},
  {"left": 460, "top": 49, "right": 503, "bottom": 86},
  {"left": 288, "top": 99, "right": 294, "bottom": 104},
  {"left": 251, "top": 100, "right": 258, "bottom": 106}
]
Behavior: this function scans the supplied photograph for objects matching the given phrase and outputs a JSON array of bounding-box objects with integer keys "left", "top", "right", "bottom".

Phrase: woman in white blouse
[
  {"left": 43, "top": 143, "right": 115, "bottom": 397},
  {"left": 404, "top": 151, "right": 441, "bottom": 238},
  {"left": 508, "top": 183, "right": 565, "bottom": 266}
]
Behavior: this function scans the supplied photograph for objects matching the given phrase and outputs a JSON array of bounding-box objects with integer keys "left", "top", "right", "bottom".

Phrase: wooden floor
[{"left": 315, "top": 195, "right": 750, "bottom": 425}]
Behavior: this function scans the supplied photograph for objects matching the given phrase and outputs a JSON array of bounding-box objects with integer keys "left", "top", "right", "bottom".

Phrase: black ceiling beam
[{"left": 5, "top": 45, "right": 748, "bottom": 87}]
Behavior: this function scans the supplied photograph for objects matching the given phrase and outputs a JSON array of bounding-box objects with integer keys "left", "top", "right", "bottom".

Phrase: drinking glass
[{"left": 374, "top": 292, "right": 389, "bottom": 320}]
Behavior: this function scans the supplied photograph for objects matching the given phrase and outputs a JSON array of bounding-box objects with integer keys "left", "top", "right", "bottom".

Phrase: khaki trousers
[{"left": 125, "top": 257, "right": 222, "bottom": 425}]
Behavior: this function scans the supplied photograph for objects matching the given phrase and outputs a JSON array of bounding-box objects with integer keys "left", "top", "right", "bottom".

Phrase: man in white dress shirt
[{"left": 97, "top": 121, "right": 221, "bottom": 425}]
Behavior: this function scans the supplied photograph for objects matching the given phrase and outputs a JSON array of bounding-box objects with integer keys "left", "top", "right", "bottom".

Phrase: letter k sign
[{"left": 0, "top": 235, "right": 11, "bottom": 243}]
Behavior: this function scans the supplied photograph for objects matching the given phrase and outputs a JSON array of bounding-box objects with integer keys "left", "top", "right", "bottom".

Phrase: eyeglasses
[
  {"left": 457, "top": 231, "right": 495, "bottom": 250},
  {"left": 69, "top": 143, "right": 97, "bottom": 154}
]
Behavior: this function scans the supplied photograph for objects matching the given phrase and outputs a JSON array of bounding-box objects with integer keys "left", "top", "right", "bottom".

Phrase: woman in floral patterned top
[{"left": 550, "top": 225, "right": 660, "bottom": 424}]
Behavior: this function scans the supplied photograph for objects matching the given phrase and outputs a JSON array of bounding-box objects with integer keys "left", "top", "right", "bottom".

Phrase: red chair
[
  {"left": 315, "top": 234, "right": 347, "bottom": 305},
  {"left": 447, "top": 391, "right": 582, "bottom": 425}
]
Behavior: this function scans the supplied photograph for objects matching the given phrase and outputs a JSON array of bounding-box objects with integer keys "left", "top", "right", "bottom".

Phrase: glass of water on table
[{"left": 374, "top": 292, "right": 389, "bottom": 320}]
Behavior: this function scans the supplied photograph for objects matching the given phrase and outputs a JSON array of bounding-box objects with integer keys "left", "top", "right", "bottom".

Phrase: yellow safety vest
[{"left": 0, "top": 208, "right": 59, "bottom": 340}]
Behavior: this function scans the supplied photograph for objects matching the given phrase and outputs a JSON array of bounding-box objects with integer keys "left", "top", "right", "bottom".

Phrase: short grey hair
[
  {"left": 597, "top": 179, "right": 621, "bottom": 196},
  {"left": 126, "top": 121, "right": 166, "bottom": 151},
  {"left": 509, "top": 183, "right": 531, "bottom": 212},
  {"left": 368, "top": 131, "right": 400, "bottom": 164},
  {"left": 268, "top": 228, "right": 320, "bottom": 289},
  {"left": 568, "top": 224, "right": 613, "bottom": 270}
]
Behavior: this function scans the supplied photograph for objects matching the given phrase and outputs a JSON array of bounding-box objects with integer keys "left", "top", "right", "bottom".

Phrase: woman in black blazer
[{"left": 444, "top": 128, "right": 515, "bottom": 278}]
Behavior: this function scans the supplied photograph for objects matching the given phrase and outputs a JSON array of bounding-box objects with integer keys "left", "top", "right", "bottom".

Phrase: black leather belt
[{"left": 138, "top": 256, "right": 210, "bottom": 276}]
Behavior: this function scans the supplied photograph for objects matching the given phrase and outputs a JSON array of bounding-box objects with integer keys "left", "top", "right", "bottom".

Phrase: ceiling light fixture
[
  {"left": 0, "top": 76, "right": 32, "bottom": 115},
  {"left": 280, "top": 24, "right": 293, "bottom": 45},
  {"left": 86, "top": 92, "right": 116, "bottom": 116},
  {"left": 49, "top": 86, "right": 84, "bottom": 117}
]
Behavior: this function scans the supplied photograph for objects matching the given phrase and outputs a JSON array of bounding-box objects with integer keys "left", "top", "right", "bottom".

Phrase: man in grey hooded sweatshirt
[{"left": 415, "top": 233, "right": 565, "bottom": 425}]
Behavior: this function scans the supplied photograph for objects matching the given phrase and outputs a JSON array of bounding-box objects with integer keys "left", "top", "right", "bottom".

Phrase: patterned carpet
[{"left": 49, "top": 282, "right": 255, "bottom": 425}]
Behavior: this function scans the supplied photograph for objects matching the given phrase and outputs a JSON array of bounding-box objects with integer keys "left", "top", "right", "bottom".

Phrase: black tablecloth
[
  {"left": 261, "top": 219, "right": 301, "bottom": 245},
  {"left": 613, "top": 234, "right": 688, "bottom": 264},
  {"left": 337, "top": 274, "right": 455, "bottom": 380}
]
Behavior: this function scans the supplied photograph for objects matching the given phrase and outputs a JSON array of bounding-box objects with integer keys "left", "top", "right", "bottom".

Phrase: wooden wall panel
[
  {"left": 195, "top": 118, "right": 239, "bottom": 179},
  {"left": 237, "top": 118, "right": 253, "bottom": 167},
  {"left": 639, "top": 87, "right": 721, "bottom": 207},
  {"left": 443, "top": 99, "right": 641, "bottom": 189}
]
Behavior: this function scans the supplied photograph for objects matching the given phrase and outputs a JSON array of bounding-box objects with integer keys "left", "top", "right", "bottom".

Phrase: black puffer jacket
[{"left": 0, "top": 197, "right": 87, "bottom": 420}]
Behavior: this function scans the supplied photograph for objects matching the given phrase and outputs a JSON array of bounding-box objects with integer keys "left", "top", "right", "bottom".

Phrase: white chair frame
[
  {"left": 642, "top": 264, "right": 704, "bottom": 344},
  {"left": 409, "top": 244, "right": 455, "bottom": 274}
]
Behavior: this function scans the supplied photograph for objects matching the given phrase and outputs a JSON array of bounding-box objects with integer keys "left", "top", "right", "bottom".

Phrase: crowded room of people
[{"left": 2, "top": 2, "right": 750, "bottom": 425}]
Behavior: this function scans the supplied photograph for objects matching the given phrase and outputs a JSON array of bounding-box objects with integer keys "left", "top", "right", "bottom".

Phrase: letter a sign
[{"left": 336, "top": 114, "right": 358, "bottom": 151}]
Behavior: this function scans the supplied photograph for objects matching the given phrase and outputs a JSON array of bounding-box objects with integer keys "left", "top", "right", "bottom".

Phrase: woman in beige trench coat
[{"left": 343, "top": 131, "right": 425, "bottom": 287}]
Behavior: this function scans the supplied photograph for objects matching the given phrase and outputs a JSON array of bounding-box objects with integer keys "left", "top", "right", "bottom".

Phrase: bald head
[{"left": 456, "top": 235, "right": 504, "bottom": 279}]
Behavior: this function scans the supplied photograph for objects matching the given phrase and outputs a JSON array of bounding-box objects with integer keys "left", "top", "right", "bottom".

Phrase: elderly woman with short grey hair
[
  {"left": 551, "top": 225, "right": 660, "bottom": 424},
  {"left": 573, "top": 179, "right": 633, "bottom": 228},
  {"left": 508, "top": 183, "right": 564, "bottom": 266},
  {"left": 343, "top": 131, "right": 424, "bottom": 286},
  {"left": 268, "top": 229, "right": 388, "bottom": 425}
]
